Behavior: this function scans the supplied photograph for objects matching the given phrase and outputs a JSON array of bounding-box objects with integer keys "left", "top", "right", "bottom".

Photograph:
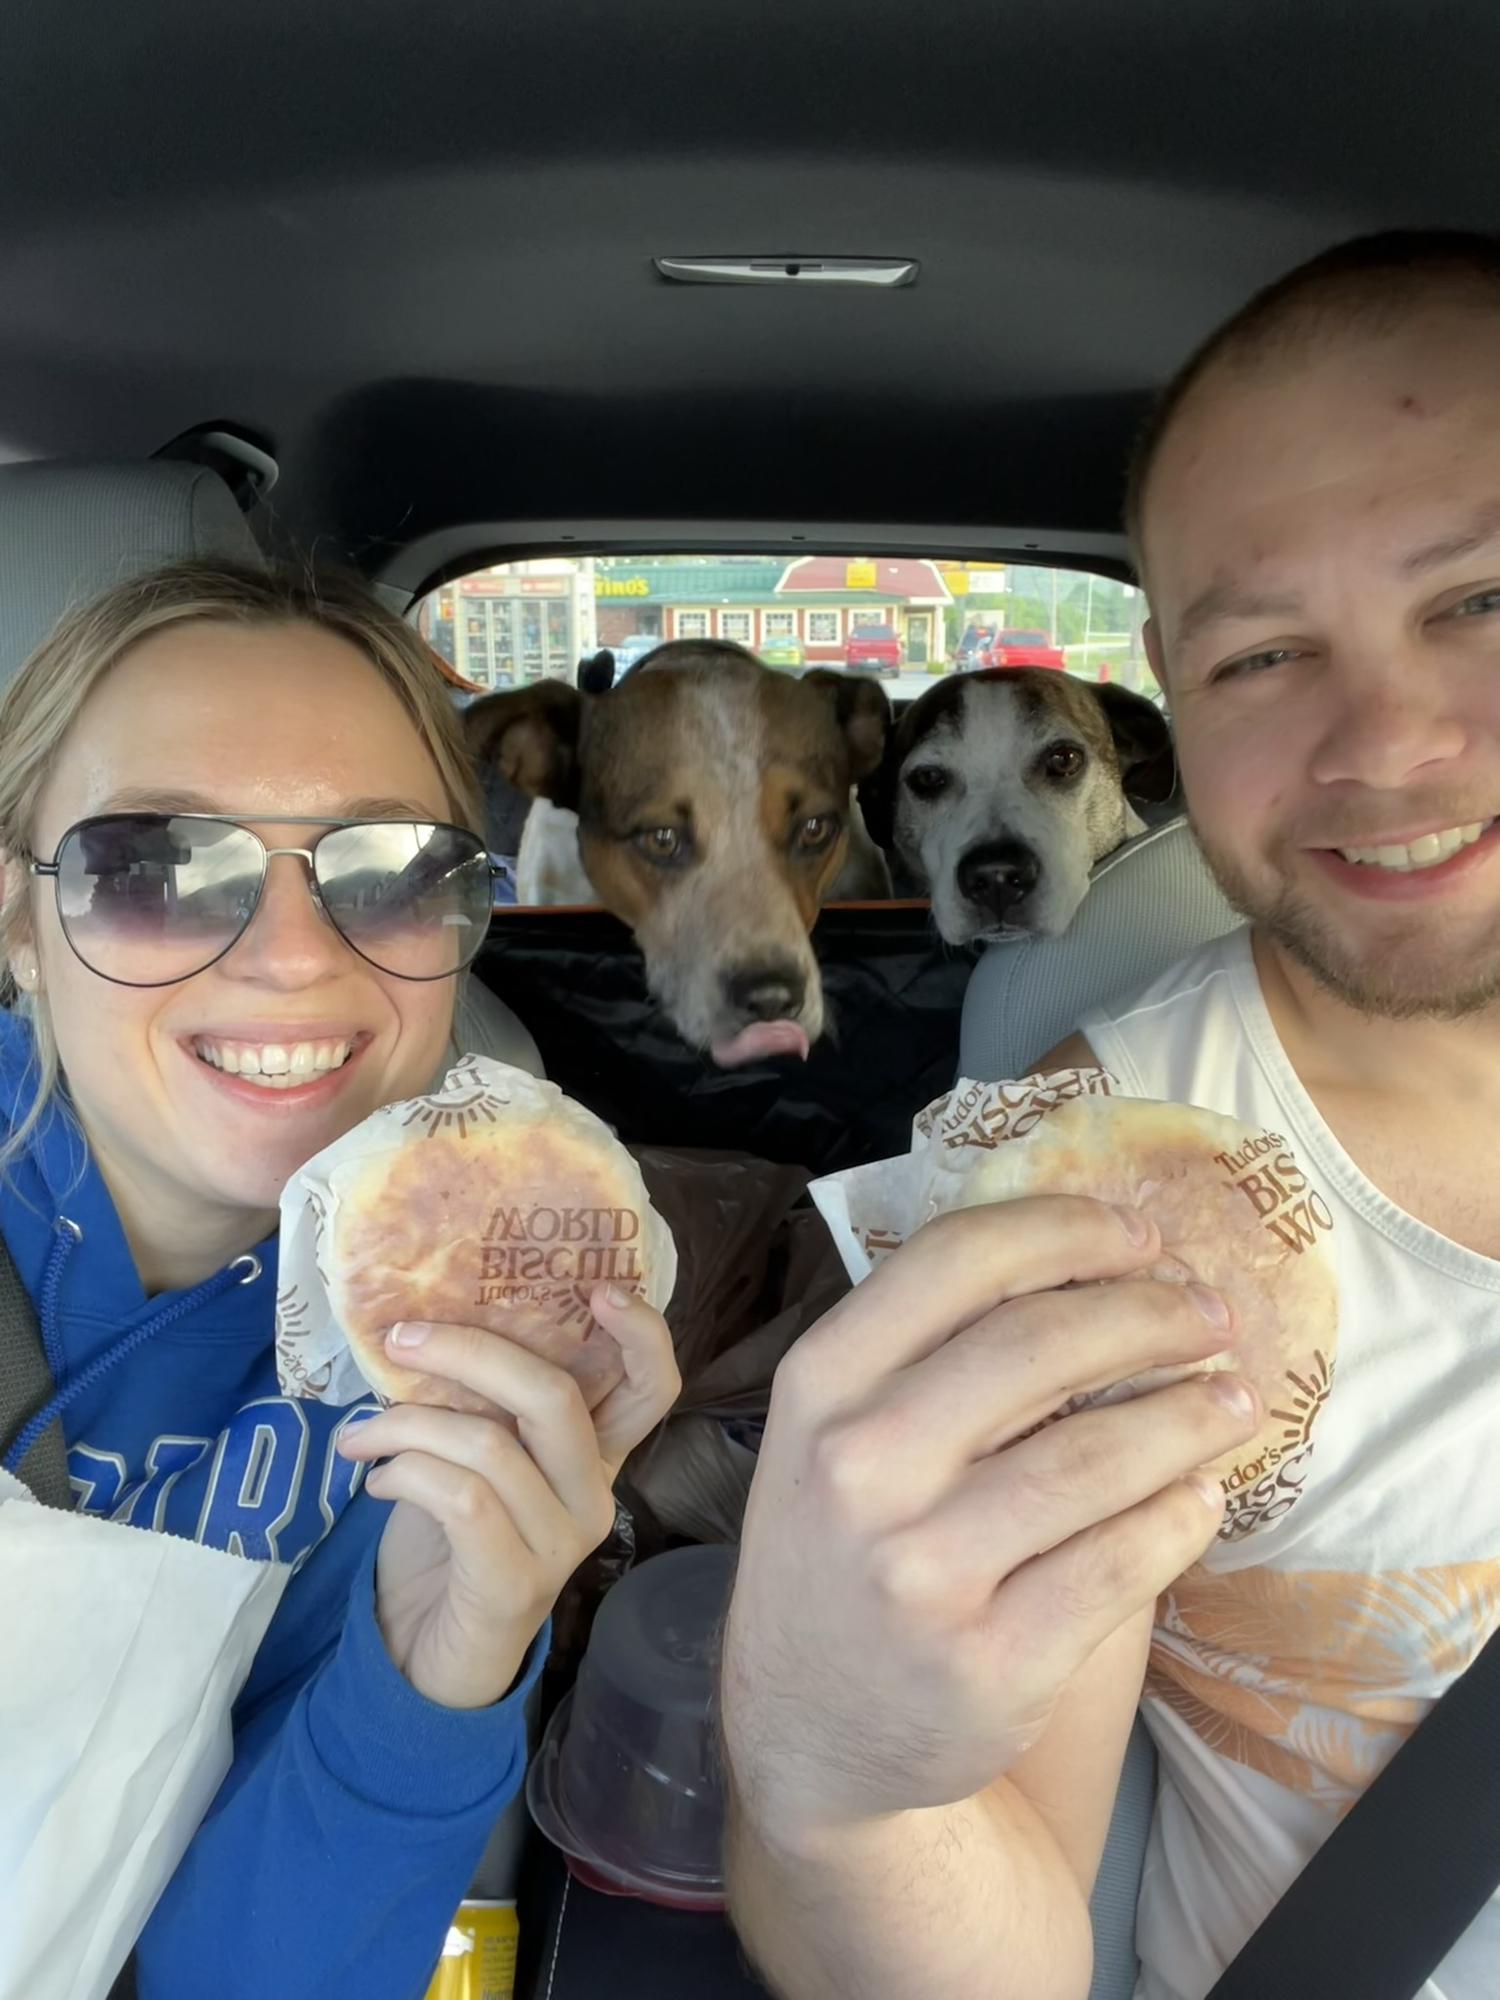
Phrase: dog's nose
[
  {"left": 956, "top": 839, "right": 1041, "bottom": 916},
  {"left": 723, "top": 961, "right": 808, "bottom": 1022}
]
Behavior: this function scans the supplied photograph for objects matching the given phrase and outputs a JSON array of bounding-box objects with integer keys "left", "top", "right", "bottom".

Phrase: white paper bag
[{"left": 0, "top": 1470, "right": 289, "bottom": 2000}]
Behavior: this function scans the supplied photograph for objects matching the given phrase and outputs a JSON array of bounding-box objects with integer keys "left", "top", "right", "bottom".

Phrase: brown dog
[{"left": 464, "top": 641, "right": 891, "bottom": 1065}]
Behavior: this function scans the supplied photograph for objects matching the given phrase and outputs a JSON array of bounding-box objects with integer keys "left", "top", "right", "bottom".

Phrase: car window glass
[{"left": 413, "top": 556, "right": 1157, "bottom": 910}]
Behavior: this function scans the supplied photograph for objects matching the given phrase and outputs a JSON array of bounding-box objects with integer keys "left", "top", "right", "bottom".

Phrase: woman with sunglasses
[{"left": 0, "top": 559, "right": 680, "bottom": 1997}]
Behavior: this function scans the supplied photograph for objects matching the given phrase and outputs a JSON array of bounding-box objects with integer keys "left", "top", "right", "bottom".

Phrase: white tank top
[{"left": 1081, "top": 926, "right": 1500, "bottom": 2000}]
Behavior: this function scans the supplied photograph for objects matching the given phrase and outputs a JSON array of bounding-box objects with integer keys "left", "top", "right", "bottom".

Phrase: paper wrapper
[
  {"left": 275, "top": 1055, "right": 678, "bottom": 1413},
  {"left": 810, "top": 1069, "right": 1340, "bottom": 1541},
  {"left": 0, "top": 1469, "right": 288, "bottom": 2000}
]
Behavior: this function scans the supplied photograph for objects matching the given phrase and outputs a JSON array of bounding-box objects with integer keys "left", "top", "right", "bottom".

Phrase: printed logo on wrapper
[
  {"left": 306, "top": 1187, "right": 330, "bottom": 1289},
  {"left": 400, "top": 1057, "right": 512, "bottom": 1139},
  {"left": 918, "top": 1066, "right": 1118, "bottom": 1151},
  {"left": 810, "top": 1071, "right": 1340, "bottom": 1547},
  {"left": 475, "top": 1200, "right": 645, "bottom": 1323},
  {"left": 275, "top": 1283, "right": 335, "bottom": 1400}
]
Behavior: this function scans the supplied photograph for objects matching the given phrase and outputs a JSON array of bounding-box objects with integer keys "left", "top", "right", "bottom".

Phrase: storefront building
[{"left": 592, "top": 555, "right": 952, "bottom": 664}]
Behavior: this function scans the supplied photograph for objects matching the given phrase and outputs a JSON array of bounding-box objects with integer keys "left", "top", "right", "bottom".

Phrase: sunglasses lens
[
  {"left": 315, "top": 822, "right": 493, "bottom": 977},
  {"left": 55, "top": 816, "right": 263, "bottom": 985}
]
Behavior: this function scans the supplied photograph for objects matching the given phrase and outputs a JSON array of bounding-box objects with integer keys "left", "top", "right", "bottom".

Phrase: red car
[
  {"left": 978, "top": 627, "right": 1067, "bottom": 670},
  {"left": 843, "top": 623, "right": 902, "bottom": 673}
]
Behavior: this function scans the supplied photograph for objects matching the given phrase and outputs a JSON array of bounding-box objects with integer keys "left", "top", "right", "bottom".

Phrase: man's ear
[
  {"left": 1143, "top": 615, "right": 1166, "bottom": 700},
  {"left": 462, "top": 683, "right": 584, "bottom": 809},
  {"left": 802, "top": 669, "right": 892, "bottom": 783},
  {"left": 1091, "top": 681, "right": 1178, "bottom": 808}
]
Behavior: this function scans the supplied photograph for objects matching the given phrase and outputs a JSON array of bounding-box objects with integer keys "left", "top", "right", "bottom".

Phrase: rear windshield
[
  {"left": 416, "top": 554, "right": 1159, "bottom": 909},
  {"left": 414, "top": 555, "right": 1146, "bottom": 695}
]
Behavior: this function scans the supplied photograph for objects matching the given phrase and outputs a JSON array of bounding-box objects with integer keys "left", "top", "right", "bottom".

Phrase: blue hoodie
[{"left": 0, "top": 1012, "right": 546, "bottom": 2000}]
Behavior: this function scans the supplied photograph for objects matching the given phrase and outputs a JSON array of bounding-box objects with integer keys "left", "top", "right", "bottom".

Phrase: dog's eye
[
  {"left": 797, "top": 814, "right": 840, "bottom": 851},
  {"left": 636, "top": 826, "right": 686, "bottom": 864},
  {"left": 905, "top": 765, "right": 950, "bottom": 801},
  {"left": 1041, "top": 742, "right": 1086, "bottom": 782}
]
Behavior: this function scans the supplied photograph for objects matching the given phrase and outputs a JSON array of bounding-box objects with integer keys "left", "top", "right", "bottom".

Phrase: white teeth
[
  {"left": 194, "top": 1037, "right": 353, "bottom": 1086},
  {"left": 1340, "top": 822, "right": 1489, "bottom": 872}
]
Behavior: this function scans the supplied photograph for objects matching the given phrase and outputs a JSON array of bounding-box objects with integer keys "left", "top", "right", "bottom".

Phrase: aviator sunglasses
[{"left": 27, "top": 812, "right": 498, "bottom": 987}]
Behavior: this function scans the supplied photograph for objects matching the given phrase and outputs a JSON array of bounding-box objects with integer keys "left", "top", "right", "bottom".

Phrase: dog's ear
[
  {"left": 802, "top": 669, "right": 892, "bottom": 782},
  {"left": 462, "top": 682, "right": 584, "bottom": 809},
  {"left": 1091, "top": 682, "right": 1178, "bottom": 808},
  {"left": 857, "top": 749, "right": 897, "bottom": 854},
  {"left": 576, "top": 649, "right": 616, "bottom": 695}
]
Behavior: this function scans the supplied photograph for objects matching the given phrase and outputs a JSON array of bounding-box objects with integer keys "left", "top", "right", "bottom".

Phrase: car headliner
[{"left": 1, "top": 0, "right": 1492, "bottom": 581}]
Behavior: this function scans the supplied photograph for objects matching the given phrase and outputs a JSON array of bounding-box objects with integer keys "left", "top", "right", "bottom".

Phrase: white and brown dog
[
  {"left": 865, "top": 667, "right": 1176, "bottom": 947},
  {"left": 464, "top": 641, "right": 891, "bottom": 1066}
]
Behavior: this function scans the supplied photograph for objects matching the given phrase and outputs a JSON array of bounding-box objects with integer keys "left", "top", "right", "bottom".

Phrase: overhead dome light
[{"left": 654, "top": 256, "right": 917, "bottom": 288}]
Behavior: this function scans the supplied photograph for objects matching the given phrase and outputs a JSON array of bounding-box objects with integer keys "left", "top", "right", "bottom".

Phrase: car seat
[
  {"left": 958, "top": 813, "right": 1239, "bottom": 1999},
  {"left": 0, "top": 458, "right": 539, "bottom": 1078},
  {"left": 960, "top": 817, "right": 1238, "bottom": 1078}
]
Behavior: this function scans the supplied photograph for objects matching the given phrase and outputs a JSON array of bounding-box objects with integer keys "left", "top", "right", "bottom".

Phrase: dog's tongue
[{"left": 710, "top": 1021, "right": 812, "bottom": 1068}]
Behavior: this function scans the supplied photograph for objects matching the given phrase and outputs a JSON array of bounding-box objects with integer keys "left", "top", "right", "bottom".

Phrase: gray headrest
[
  {"left": 0, "top": 459, "right": 261, "bottom": 686},
  {"left": 959, "top": 816, "right": 1240, "bottom": 1080}
]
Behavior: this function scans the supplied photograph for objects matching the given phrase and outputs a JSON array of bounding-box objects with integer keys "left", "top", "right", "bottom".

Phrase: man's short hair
[{"left": 1124, "top": 228, "right": 1500, "bottom": 560}]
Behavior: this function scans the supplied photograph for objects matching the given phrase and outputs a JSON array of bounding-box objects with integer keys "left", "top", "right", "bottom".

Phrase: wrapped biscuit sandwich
[
  {"left": 275, "top": 1056, "right": 678, "bottom": 1414},
  {"left": 810, "top": 1068, "right": 1338, "bottom": 1540}
]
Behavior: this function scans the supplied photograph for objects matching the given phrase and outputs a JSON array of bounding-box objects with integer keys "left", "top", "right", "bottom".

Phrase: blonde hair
[{"left": 0, "top": 556, "right": 486, "bottom": 1169}]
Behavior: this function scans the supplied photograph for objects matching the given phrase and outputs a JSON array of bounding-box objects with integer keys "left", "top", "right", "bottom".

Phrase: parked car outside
[
  {"left": 978, "top": 628, "right": 1067, "bottom": 670},
  {"left": 611, "top": 632, "right": 663, "bottom": 673},
  {"left": 953, "top": 622, "right": 997, "bottom": 668},
  {"left": 759, "top": 632, "right": 806, "bottom": 669},
  {"left": 843, "top": 623, "right": 901, "bottom": 673}
]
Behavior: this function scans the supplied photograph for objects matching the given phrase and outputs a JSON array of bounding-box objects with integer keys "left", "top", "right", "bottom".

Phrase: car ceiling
[{"left": 2, "top": 0, "right": 1495, "bottom": 580}]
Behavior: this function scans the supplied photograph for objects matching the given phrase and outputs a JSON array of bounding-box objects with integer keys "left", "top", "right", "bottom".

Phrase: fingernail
[
  {"left": 1189, "top": 1284, "right": 1230, "bottom": 1329},
  {"left": 1208, "top": 1372, "right": 1257, "bottom": 1420},
  {"left": 604, "top": 1283, "right": 633, "bottom": 1311},
  {"left": 1114, "top": 1203, "right": 1152, "bottom": 1247},
  {"left": 1187, "top": 1469, "right": 1225, "bottom": 1513},
  {"left": 388, "top": 1322, "right": 427, "bottom": 1349}
]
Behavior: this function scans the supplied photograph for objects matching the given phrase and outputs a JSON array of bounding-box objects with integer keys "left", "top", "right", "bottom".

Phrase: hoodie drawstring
[{"left": 2, "top": 1220, "right": 262, "bottom": 1480}]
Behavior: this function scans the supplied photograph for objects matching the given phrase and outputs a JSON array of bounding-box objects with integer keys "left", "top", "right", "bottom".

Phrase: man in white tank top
[{"left": 721, "top": 233, "right": 1500, "bottom": 2000}]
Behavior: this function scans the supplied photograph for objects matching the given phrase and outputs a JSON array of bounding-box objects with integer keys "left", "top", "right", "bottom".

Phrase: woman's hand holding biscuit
[{"left": 336, "top": 1284, "right": 681, "bottom": 1709}]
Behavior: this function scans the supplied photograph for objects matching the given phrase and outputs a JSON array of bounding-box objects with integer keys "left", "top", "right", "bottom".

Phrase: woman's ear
[{"left": 1, "top": 850, "right": 40, "bottom": 992}]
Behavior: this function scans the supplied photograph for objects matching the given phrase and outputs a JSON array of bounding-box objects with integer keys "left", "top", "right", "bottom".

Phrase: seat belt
[
  {"left": 0, "top": 1226, "right": 71, "bottom": 1508},
  {"left": 1209, "top": 1620, "right": 1500, "bottom": 1999},
  {"left": 0, "top": 1227, "right": 138, "bottom": 1998}
]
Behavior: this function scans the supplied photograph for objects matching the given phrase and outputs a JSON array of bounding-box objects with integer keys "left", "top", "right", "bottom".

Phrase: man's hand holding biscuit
[{"left": 721, "top": 1194, "right": 1260, "bottom": 1847}]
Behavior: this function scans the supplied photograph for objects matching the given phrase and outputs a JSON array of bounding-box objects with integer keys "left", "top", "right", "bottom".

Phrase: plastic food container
[{"left": 527, "top": 1543, "right": 735, "bottom": 1910}]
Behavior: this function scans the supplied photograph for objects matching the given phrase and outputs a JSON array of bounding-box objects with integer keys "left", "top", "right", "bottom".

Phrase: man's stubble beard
[{"left": 1189, "top": 816, "right": 1500, "bottom": 1022}]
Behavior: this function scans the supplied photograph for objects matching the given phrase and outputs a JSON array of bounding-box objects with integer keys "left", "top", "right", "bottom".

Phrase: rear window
[{"left": 413, "top": 555, "right": 1148, "bottom": 697}]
